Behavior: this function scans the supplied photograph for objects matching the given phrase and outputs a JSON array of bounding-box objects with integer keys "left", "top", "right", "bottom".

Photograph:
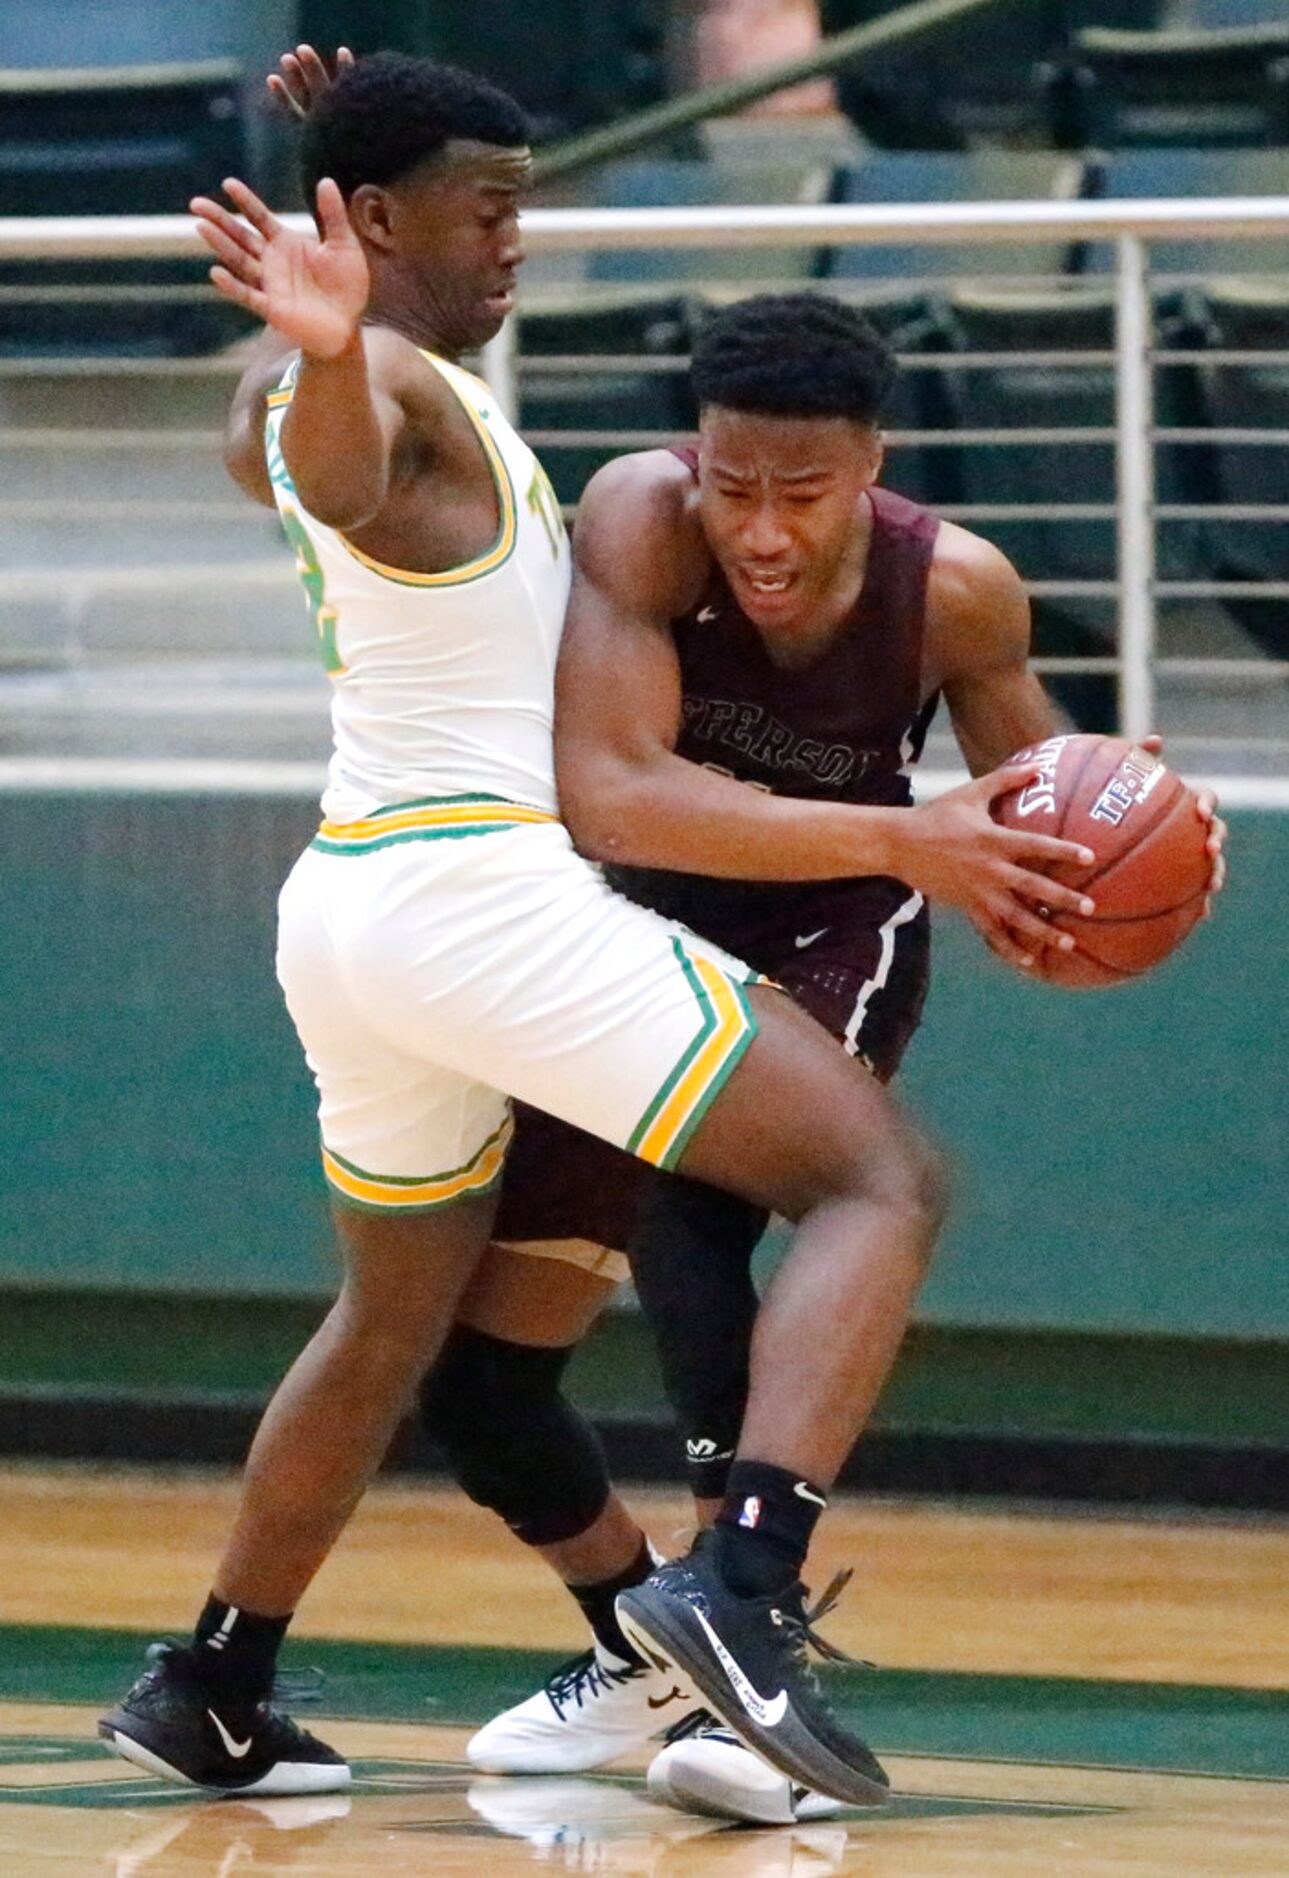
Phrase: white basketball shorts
[{"left": 276, "top": 794, "right": 764, "bottom": 1213}]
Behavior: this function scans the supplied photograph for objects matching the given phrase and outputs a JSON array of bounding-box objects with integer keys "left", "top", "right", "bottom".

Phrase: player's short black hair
[
  {"left": 691, "top": 293, "right": 895, "bottom": 425},
  {"left": 300, "top": 52, "right": 530, "bottom": 203}
]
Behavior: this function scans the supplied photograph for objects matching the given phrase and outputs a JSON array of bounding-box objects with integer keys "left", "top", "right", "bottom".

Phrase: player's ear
[
  {"left": 865, "top": 426, "right": 885, "bottom": 485},
  {"left": 347, "top": 182, "right": 396, "bottom": 252}
]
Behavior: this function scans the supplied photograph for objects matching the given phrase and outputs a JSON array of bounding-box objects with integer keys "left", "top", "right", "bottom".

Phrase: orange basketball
[{"left": 991, "top": 734, "right": 1211, "bottom": 989}]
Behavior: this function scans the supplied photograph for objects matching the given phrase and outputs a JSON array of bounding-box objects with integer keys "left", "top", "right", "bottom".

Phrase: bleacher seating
[
  {"left": 583, "top": 157, "right": 834, "bottom": 286},
  {"left": 1049, "top": 21, "right": 1289, "bottom": 148},
  {"left": 1082, "top": 147, "right": 1289, "bottom": 281},
  {"left": 823, "top": 151, "right": 1089, "bottom": 288},
  {"left": 1, "top": 9, "right": 1283, "bottom": 771},
  {"left": 825, "top": 0, "right": 1165, "bottom": 148},
  {"left": 0, "top": 62, "right": 253, "bottom": 358},
  {"left": 0, "top": 61, "right": 245, "bottom": 216}
]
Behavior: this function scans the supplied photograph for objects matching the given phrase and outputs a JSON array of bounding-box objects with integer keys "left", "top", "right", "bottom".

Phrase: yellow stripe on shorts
[
  {"left": 312, "top": 794, "right": 557, "bottom": 857},
  {"left": 323, "top": 1115, "right": 513, "bottom": 1212},
  {"left": 629, "top": 939, "right": 759, "bottom": 1172}
]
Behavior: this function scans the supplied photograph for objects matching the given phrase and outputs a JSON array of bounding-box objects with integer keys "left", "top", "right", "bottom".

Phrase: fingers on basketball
[{"left": 989, "top": 733, "right": 1212, "bottom": 989}]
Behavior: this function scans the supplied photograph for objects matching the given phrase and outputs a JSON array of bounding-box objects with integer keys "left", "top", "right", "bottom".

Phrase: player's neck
[{"left": 362, "top": 300, "right": 464, "bottom": 365}]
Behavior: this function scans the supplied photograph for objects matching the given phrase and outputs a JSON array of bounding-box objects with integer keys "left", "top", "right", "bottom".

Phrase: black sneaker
[
  {"left": 615, "top": 1533, "right": 889, "bottom": 1808},
  {"left": 98, "top": 1643, "right": 351, "bottom": 1795}
]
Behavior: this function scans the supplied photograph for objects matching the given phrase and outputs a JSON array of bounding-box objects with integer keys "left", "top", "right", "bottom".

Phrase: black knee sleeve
[
  {"left": 629, "top": 1175, "right": 767, "bottom": 1501},
  {"left": 420, "top": 1326, "right": 610, "bottom": 1546}
]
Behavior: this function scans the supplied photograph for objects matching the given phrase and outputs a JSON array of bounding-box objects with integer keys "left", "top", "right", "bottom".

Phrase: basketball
[{"left": 992, "top": 733, "right": 1211, "bottom": 988}]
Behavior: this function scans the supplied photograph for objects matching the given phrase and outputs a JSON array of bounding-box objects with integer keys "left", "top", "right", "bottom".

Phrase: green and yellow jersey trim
[
  {"left": 267, "top": 349, "right": 519, "bottom": 588},
  {"left": 311, "top": 793, "right": 557, "bottom": 857},
  {"left": 323, "top": 1115, "right": 513, "bottom": 1213},
  {"left": 339, "top": 350, "right": 516, "bottom": 587},
  {"left": 628, "top": 938, "right": 760, "bottom": 1171}
]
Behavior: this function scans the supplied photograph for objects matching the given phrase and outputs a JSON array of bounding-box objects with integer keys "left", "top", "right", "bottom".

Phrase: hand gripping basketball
[{"left": 990, "top": 733, "right": 1218, "bottom": 988}]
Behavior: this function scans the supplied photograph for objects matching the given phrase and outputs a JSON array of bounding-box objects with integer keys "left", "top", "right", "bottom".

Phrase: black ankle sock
[
  {"left": 713, "top": 1460, "right": 828, "bottom": 1600},
  {"left": 192, "top": 1594, "right": 292, "bottom": 1703},
  {"left": 568, "top": 1536, "right": 655, "bottom": 1667}
]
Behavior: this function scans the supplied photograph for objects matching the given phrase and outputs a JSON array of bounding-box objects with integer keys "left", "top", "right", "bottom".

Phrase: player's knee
[
  {"left": 420, "top": 1325, "right": 610, "bottom": 1545},
  {"left": 840, "top": 1116, "right": 950, "bottom": 1269},
  {"left": 901, "top": 1130, "right": 951, "bottom": 1269}
]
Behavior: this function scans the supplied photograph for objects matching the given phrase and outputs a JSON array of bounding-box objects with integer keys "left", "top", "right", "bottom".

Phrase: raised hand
[
  {"left": 189, "top": 176, "right": 368, "bottom": 360},
  {"left": 892, "top": 761, "right": 1098, "bottom": 974},
  {"left": 267, "top": 43, "right": 354, "bottom": 120}
]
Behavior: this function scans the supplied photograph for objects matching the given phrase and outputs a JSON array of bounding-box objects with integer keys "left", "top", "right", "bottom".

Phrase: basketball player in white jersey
[{"left": 98, "top": 52, "right": 1103, "bottom": 1805}]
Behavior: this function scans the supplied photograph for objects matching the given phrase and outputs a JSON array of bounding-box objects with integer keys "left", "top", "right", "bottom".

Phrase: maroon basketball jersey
[
  {"left": 669, "top": 449, "right": 940, "bottom": 810},
  {"left": 610, "top": 457, "right": 941, "bottom": 956}
]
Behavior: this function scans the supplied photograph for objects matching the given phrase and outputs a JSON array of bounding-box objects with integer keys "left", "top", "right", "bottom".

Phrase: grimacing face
[
  {"left": 697, "top": 406, "right": 883, "bottom": 634},
  {"left": 357, "top": 139, "right": 530, "bottom": 353}
]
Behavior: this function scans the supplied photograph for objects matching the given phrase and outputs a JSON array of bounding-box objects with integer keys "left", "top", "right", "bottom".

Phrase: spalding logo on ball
[{"left": 992, "top": 733, "right": 1211, "bottom": 989}]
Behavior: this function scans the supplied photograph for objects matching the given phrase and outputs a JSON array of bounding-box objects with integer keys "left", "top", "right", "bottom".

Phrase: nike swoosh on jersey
[
  {"left": 691, "top": 1606, "right": 789, "bottom": 1727},
  {"left": 207, "top": 1710, "right": 253, "bottom": 1758},
  {"left": 697, "top": 606, "right": 718, "bottom": 623},
  {"left": 794, "top": 929, "right": 829, "bottom": 950}
]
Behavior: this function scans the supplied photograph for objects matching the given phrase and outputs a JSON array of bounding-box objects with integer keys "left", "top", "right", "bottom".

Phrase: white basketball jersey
[{"left": 266, "top": 348, "right": 571, "bottom": 821}]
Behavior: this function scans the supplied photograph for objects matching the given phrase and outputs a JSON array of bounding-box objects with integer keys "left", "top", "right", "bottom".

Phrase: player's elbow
[{"left": 558, "top": 749, "right": 660, "bottom": 864}]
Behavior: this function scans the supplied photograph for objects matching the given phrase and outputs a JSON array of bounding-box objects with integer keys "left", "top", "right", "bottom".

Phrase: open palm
[{"left": 190, "top": 176, "right": 368, "bottom": 359}]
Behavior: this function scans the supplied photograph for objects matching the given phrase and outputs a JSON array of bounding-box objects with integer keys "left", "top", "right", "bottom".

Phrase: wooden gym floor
[{"left": 0, "top": 1463, "right": 1284, "bottom": 1874}]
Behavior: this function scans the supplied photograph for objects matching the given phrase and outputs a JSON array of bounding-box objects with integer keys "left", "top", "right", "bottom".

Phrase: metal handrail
[
  {"left": 3, "top": 195, "right": 1288, "bottom": 258},
  {"left": 2, "top": 198, "right": 1288, "bottom": 737}
]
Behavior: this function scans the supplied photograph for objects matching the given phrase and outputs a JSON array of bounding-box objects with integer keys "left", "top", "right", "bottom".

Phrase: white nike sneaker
[
  {"left": 466, "top": 1643, "right": 701, "bottom": 1773},
  {"left": 647, "top": 1714, "right": 844, "bottom": 1825}
]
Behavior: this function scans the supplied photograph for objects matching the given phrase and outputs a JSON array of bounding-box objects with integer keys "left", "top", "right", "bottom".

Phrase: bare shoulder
[
  {"left": 926, "top": 519, "right": 1030, "bottom": 677},
  {"left": 928, "top": 519, "right": 1026, "bottom": 618},
  {"left": 579, "top": 447, "right": 697, "bottom": 527},
  {"left": 360, "top": 325, "right": 452, "bottom": 415},
  {"left": 575, "top": 449, "right": 708, "bottom": 616}
]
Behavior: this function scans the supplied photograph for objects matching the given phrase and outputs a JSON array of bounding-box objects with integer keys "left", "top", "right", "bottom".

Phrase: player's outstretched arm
[{"left": 191, "top": 177, "right": 407, "bottom": 527}]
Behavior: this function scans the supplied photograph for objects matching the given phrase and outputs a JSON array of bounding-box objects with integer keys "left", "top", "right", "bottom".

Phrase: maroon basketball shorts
[{"left": 490, "top": 874, "right": 931, "bottom": 1258}]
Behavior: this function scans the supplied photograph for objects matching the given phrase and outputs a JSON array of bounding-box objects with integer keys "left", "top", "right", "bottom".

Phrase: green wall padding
[{"left": 2, "top": 794, "right": 1283, "bottom": 1337}]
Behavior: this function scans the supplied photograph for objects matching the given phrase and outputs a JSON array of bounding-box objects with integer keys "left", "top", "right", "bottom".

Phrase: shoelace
[
  {"left": 543, "top": 1649, "right": 642, "bottom": 1718},
  {"left": 777, "top": 1568, "right": 877, "bottom": 1675},
  {"left": 660, "top": 1569, "right": 874, "bottom": 1746}
]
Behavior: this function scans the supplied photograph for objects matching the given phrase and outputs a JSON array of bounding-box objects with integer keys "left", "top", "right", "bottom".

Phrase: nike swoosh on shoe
[
  {"left": 207, "top": 1710, "right": 253, "bottom": 1758},
  {"left": 691, "top": 1608, "right": 788, "bottom": 1728}
]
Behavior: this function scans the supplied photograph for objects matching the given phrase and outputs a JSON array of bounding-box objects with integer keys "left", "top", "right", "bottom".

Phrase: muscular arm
[
  {"left": 557, "top": 468, "right": 1098, "bottom": 963},
  {"left": 278, "top": 327, "right": 420, "bottom": 530},
  {"left": 928, "top": 524, "right": 1063, "bottom": 776},
  {"left": 555, "top": 457, "right": 908, "bottom": 880},
  {"left": 193, "top": 176, "right": 421, "bottom": 531},
  {"left": 220, "top": 325, "right": 421, "bottom": 528}
]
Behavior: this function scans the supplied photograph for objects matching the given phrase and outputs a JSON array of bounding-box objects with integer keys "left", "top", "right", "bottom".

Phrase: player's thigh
[
  {"left": 279, "top": 849, "right": 514, "bottom": 1212},
  {"left": 678, "top": 984, "right": 945, "bottom": 1225},
  {"left": 455, "top": 1241, "right": 620, "bottom": 1347}
]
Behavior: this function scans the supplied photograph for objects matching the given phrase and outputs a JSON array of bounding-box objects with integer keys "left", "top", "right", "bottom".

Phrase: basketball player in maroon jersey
[{"left": 421, "top": 292, "right": 1225, "bottom": 1823}]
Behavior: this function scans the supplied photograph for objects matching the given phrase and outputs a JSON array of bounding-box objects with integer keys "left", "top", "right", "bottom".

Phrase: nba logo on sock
[{"left": 739, "top": 1495, "right": 762, "bottom": 1529}]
